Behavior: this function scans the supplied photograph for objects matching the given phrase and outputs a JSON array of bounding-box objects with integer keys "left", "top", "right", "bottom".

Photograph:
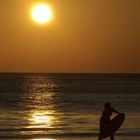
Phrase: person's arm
[{"left": 112, "top": 108, "right": 120, "bottom": 114}]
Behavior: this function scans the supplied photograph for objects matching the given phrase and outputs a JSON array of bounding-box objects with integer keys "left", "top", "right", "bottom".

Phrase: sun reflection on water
[
  {"left": 32, "top": 112, "right": 51, "bottom": 124},
  {"left": 21, "top": 75, "right": 59, "bottom": 107},
  {"left": 19, "top": 76, "right": 62, "bottom": 133},
  {"left": 32, "top": 139, "right": 55, "bottom": 140},
  {"left": 28, "top": 110, "right": 55, "bottom": 128}
]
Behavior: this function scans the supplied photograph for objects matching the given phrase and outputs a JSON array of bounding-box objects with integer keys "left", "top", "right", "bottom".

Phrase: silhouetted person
[{"left": 98, "top": 103, "right": 120, "bottom": 140}]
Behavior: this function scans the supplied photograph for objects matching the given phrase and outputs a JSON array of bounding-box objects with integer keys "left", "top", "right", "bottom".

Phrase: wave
[
  {"left": 0, "top": 132, "right": 140, "bottom": 139},
  {"left": 0, "top": 128, "right": 69, "bottom": 131}
]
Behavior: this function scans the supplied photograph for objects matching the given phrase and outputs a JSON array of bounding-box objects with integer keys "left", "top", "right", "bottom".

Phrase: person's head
[{"left": 104, "top": 102, "right": 111, "bottom": 109}]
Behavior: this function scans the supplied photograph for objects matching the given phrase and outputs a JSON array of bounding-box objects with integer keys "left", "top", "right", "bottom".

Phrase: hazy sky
[{"left": 0, "top": 0, "right": 140, "bottom": 73}]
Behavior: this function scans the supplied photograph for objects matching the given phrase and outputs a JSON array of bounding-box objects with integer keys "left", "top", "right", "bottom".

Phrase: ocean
[{"left": 0, "top": 73, "right": 139, "bottom": 140}]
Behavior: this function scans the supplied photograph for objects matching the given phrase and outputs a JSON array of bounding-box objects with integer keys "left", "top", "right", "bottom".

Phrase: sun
[{"left": 31, "top": 4, "right": 52, "bottom": 24}]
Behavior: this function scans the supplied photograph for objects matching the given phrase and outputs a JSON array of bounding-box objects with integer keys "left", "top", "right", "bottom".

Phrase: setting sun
[{"left": 31, "top": 4, "right": 52, "bottom": 24}]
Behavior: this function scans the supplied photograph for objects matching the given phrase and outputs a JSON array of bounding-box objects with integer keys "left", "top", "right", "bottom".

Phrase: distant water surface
[{"left": 0, "top": 73, "right": 139, "bottom": 139}]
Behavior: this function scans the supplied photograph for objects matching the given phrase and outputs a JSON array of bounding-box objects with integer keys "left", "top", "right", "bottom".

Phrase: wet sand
[{"left": 1, "top": 135, "right": 140, "bottom": 140}]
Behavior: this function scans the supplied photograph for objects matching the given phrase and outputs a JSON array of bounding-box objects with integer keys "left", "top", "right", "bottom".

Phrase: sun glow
[{"left": 31, "top": 4, "right": 52, "bottom": 24}]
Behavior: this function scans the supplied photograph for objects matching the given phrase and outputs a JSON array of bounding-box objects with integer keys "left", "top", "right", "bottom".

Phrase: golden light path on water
[
  {"left": 21, "top": 76, "right": 59, "bottom": 129},
  {"left": 20, "top": 76, "right": 65, "bottom": 136},
  {"left": 28, "top": 110, "right": 56, "bottom": 128},
  {"left": 32, "top": 139, "right": 55, "bottom": 140}
]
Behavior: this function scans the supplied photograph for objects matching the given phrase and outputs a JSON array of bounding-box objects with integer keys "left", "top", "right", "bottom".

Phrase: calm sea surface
[{"left": 0, "top": 73, "right": 139, "bottom": 139}]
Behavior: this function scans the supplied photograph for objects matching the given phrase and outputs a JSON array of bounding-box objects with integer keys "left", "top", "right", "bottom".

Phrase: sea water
[{"left": 0, "top": 73, "right": 139, "bottom": 139}]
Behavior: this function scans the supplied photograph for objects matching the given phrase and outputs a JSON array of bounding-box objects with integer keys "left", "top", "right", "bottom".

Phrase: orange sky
[{"left": 0, "top": 0, "right": 140, "bottom": 73}]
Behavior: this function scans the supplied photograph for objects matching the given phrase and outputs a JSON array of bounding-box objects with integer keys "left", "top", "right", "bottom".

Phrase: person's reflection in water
[{"left": 98, "top": 103, "right": 120, "bottom": 140}]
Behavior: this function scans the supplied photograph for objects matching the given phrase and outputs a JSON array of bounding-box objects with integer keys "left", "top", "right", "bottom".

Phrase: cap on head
[{"left": 104, "top": 102, "right": 111, "bottom": 109}]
